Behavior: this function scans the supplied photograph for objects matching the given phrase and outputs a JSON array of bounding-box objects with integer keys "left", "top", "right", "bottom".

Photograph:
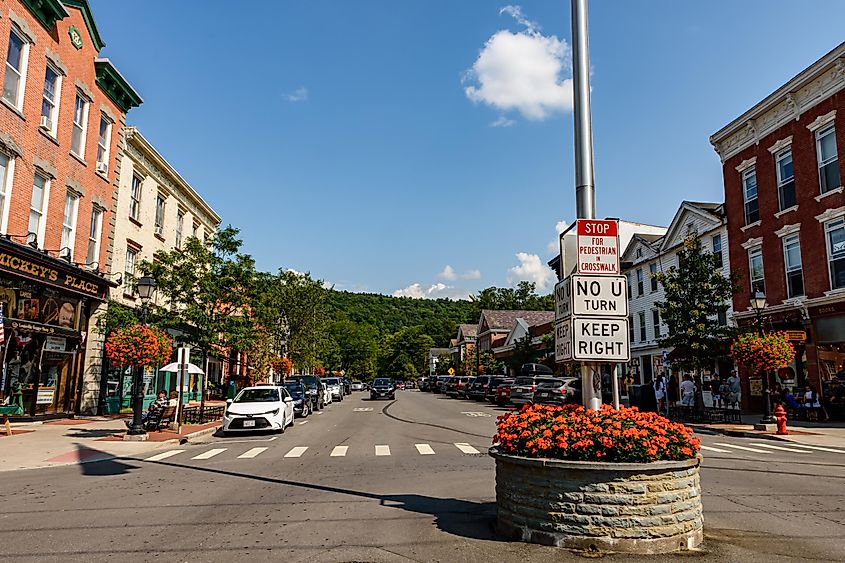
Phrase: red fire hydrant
[{"left": 774, "top": 404, "right": 789, "bottom": 435}]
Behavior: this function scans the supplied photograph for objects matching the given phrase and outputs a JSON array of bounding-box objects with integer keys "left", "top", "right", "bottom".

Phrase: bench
[{"left": 143, "top": 405, "right": 176, "bottom": 431}]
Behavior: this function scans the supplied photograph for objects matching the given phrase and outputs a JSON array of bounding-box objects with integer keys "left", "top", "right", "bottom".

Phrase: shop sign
[
  {"left": 785, "top": 330, "right": 807, "bottom": 342},
  {"left": 0, "top": 250, "right": 106, "bottom": 298},
  {"left": 749, "top": 377, "right": 762, "bottom": 396},
  {"left": 576, "top": 219, "right": 620, "bottom": 275},
  {"left": 44, "top": 336, "right": 67, "bottom": 352},
  {"left": 9, "top": 319, "right": 77, "bottom": 337},
  {"left": 36, "top": 389, "right": 55, "bottom": 404}
]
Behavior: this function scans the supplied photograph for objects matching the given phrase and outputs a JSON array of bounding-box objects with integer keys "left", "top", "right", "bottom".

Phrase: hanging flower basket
[
  {"left": 730, "top": 331, "right": 795, "bottom": 374},
  {"left": 271, "top": 356, "right": 293, "bottom": 376},
  {"left": 491, "top": 404, "right": 703, "bottom": 554},
  {"left": 105, "top": 324, "right": 173, "bottom": 368}
]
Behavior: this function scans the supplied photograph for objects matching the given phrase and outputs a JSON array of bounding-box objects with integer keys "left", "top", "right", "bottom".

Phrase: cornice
[{"left": 740, "top": 237, "right": 763, "bottom": 250}]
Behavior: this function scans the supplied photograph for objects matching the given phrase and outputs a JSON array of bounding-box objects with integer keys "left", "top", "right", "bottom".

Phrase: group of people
[
  {"left": 653, "top": 371, "right": 742, "bottom": 413},
  {"left": 775, "top": 383, "right": 828, "bottom": 421}
]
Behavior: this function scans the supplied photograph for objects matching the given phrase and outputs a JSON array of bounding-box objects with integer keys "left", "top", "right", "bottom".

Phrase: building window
[
  {"left": 636, "top": 268, "right": 644, "bottom": 296},
  {"left": 638, "top": 311, "right": 646, "bottom": 342},
  {"left": 0, "top": 152, "right": 12, "bottom": 234},
  {"left": 175, "top": 211, "right": 184, "bottom": 249},
  {"left": 626, "top": 273, "right": 632, "bottom": 299},
  {"left": 86, "top": 206, "right": 103, "bottom": 267},
  {"left": 129, "top": 175, "right": 142, "bottom": 221},
  {"left": 28, "top": 173, "right": 49, "bottom": 248},
  {"left": 817, "top": 125, "right": 840, "bottom": 194},
  {"left": 124, "top": 247, "right": 137, "bottom": 292},
  {"left": 712, "top": 234, "right": 723, "bottom": 268},
  {"left": 825, "top": 219, "right": 845, "bottom": 290},
  {"left": 60, "top": 192, "right": 79, "bottom": 259},
  {"left": 629, "top": 315, "right": 634, "bottom": 343},
  {"left": 3, "top": 28, "right": 28, "bottom": 109},
  {"left": 742, "top": 167, "right": 759, "bottom": 225},
  {"left": 775, "top": 149, "right": 796, "bottom": 211},
  {"left": 748, "top": 245, "right": 765, "bottom": 293},
  {"left": 717, "top": 308, "right": 728, "bottom": 326},
  {"left": 71, "top": 93, "right": 89, "bottom": 158},
  {"left": 649, "top": 263, "right": 658, "bottom": 292},
  {"left": 652, "top": 310, "right": 661, "bottom": 338},
  {"left": 96, "top": 116, "right": 112, "bottom": 172},
  {"left": 155, "top": 194, "right": 165, "bottom": 235},
  {"left": 40, "top": 64, "right": 61, "bottom": 135},
  {"left": 783, "top": 234, "right": 804, "bottom": 298},
  {"left": 636, "top": 248, "right": 642, "bottom": 258}
]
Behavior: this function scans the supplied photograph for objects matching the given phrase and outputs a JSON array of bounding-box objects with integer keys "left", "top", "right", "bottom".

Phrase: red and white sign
[{"left": 576, "top": 219, "right": 619, "bottom": 275}]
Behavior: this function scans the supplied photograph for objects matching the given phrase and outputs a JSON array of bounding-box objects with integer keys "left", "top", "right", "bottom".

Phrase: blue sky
[{"left": 90, "top": 0, "right": 845, "bottom": 299}]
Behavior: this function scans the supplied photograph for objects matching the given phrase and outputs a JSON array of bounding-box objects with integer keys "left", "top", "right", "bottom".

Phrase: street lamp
[
  {"left": 127, "top": 274, "right": 157, "bottom": 436},
  {"left": 749, "top": 290, "right": 774, "bottom": 424}
]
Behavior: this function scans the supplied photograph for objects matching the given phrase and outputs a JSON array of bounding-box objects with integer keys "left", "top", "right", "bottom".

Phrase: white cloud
[
  {"left": 438, "top": 265, "right": 458, "bottom": 280},
  {"left": 490, "top": 116, "right": 516, "bottom": 127},
  {"left": 464, "top": 6, "right": 573, "bottom": 121},
  {"left": 547, "top": 220, "right": 570, "bottom": 252},
  {"left": 463, "top": 269, "right": 482, "bottom": 280},
  {"left": 285, "top": 86, "right": 308, "bottom": 102},
  {"left": 392, "top": 282, "right": 470, "bottom": 300},
  {"left": 507, "top": 252, "right": 555, "bottom": 291}
]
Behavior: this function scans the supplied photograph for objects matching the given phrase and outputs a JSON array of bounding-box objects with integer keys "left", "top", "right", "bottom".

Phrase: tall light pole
[
  {"left": 571, "top": 0, "right": 601, "bottom": 410},
  {"left": 750, "top": 291, "right": 774, "bottom": 424},
  {"left": 127, "top": 275, "right": 157, "bottom": 436}
]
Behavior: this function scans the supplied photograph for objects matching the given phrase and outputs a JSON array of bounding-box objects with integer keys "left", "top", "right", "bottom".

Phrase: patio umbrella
[{"left": 159, "top": 362, "right": 204, "bottom": 374}]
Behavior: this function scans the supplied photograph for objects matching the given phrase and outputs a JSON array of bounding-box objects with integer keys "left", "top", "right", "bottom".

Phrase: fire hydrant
[{"left": 774, "top": 404, "right": 789, "bottom": 435}]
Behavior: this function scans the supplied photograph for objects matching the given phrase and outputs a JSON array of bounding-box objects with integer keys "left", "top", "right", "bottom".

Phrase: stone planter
[{"left": 490, "top": 447, "right": 703, "bottom": 554}]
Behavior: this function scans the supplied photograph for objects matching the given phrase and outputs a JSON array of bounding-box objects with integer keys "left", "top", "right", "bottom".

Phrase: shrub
[{"left": 493, "top": 403, "right": 700, "bottom": 463}]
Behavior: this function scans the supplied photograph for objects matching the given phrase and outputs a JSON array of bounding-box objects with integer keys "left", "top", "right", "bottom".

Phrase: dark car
[
  {"left": 435, "top": 376, "right": 451, "bottom": 394},
  {"left": 533, "top": 378, "right": 578, "bottom": 406},
  {"left": 287, "top": 375, "right": 326, "bottom": 411},
  {"left": 282, "top": 380, "right": 312, "bottom": 417},
  {"left": 467, "top": 376, "right": 491, "bottom": 400},
  {"left": 370, "top": 377, "right": 396, "bottom": 400},
  {"left": 495, "top": 380, "right": 515, "bottom": 406},
  {"left": 419, "top": 377, "right": 431, "bottom": 391},
  {"left": 510, "top": 375, "right": 560, "bottom": 406},
  {"left": 485, "top": 376, "right": 512, "bottom": 403},
  {"left": 341, "top": 377, "right": 352, "bottom": 395},
  {"left": 446, "top": 376, "right": 471, "bottom": 398}
]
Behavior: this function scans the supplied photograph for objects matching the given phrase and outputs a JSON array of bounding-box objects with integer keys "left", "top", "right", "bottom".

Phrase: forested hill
[{"left": 326, "top": 291, "right": 477, "bottom": 347}]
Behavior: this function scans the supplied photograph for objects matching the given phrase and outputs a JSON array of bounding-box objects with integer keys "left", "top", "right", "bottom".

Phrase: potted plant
[
  {"left": 490, "top": 403, "right": 702, "bottom": 554},
  {"left": 730, "top": 331, "right": 796, "bottom": 375},
  {"left": 105, "top": 324, "right": 173, "bottom": 369}
]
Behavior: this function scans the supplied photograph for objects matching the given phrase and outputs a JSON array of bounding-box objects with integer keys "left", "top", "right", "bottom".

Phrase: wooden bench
[{"left": 143, "top": 405, "right": 176, "bottom": 431}]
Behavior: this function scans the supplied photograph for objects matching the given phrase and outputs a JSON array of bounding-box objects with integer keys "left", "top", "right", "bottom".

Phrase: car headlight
[{"left": 270, "top": 408, "right": 280, "bottom": 416}]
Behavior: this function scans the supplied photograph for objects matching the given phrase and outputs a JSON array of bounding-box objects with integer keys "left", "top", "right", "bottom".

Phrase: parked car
[
  {"left": 350, "top": 380, "right": 365, "bottom": 392},
  {"left": 223, "top": 385, "right": 295, "bottom": 434},
  {"left": 436, "top": 376, "right": 452, "bottom": 394},
  {"left": 487, "top": 377, "right": 513, "bottom": 404},
  {"left": 282, "top": 380, "right": 312, "bottom": 417},
  {"left": 287, "top": 375, "right": 326, "bottom": 411},
  {"left": 341, "top": 377, "right": 352, "bottom": 395},
  {"left": 495, "top": 380, "right": 515, "bottom": 406},
  {"left": 370, "top": 377, "right": 396, "bottom": 400},
  {"left": 533, "top": 378, "right": 579, "bottom": 406},
  {"left": 467, "top": 376, "right": 491, "bottom": 400},
  {"left": 459, "top": 376, "right": 476, "bottom": 398},
  {"left": 395, "top": 380, "right": 406, "bottom": 391},
  {"left": 446, "top": 376, "right": 472, "bottom": 398},
  {"left": 419, "top": 378, "right": 431, "bottom": 391},
  {"left": 323, "top": 377, "right": 344, "bottom": 402},
  {"left": 510, "top": 375, "right": 560, "bottom": 406}
]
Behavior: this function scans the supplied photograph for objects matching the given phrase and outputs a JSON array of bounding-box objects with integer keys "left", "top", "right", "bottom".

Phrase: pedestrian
[
  {"left": 783, "top": 387, "right": 801, "bottom": 411},
  {"left": 727, "top": 370, "right": 742, "bottom": 410},
  {"left": 654, "top": 376, "right": 666, "bottom": 414},
  {"left": 680, "top": 374, "right": 695, "bottom": 407},
  {"left": 668, "top": 372, "right": 680, "bottom": 408},
  {"left": 168, "top": 391, "right": 179, "bottom": 407},
  {"left": 804, "top": 385, "right": 828, "bottom": 422},
  {"left": 718, "top": 378, "right": 731, "bottom": 409},
  {"left": 125, "top": 390, "right": 168, "bottom": 429}
]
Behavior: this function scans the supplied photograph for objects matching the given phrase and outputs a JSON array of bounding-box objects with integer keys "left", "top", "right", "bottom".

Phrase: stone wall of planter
[{"left": 490, "top": 448, "right": 703, "bottom": 554}]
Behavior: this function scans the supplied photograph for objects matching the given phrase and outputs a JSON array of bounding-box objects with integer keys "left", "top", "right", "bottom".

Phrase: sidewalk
[
  {"left": 690, "top": 413, "right": 845, "bottom": 448},
  {"left": 0, "top": 416, "right": 221, "bottom": 472}
]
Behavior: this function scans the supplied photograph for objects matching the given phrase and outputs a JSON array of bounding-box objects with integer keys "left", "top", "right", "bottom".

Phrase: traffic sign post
[{"left": 576, "top": 219, "right": 620, "bottom": 275}]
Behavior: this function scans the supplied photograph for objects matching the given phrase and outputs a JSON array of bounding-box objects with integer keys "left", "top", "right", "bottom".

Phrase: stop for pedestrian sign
[{"left": 577, "top": 219, "right": 619, "bottom": 275}]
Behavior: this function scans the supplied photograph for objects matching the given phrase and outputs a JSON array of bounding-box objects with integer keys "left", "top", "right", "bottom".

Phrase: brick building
[
  {"left": 710, "top": 41, "right": 845, "bottom": 411},
  {"left": 0, "top": 0, "right": 140, "bottom": 416}
]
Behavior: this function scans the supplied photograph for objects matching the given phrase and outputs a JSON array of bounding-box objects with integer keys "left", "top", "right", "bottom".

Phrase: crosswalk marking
[
  {"left": 415, "top": 444, "right": 435, "bottom": 455},
  {"left": 146, "top": 450, "right": 184, "bottom": 461},
  {"left": 375, "top": 445, "right": 391, "bottom": 456},
  {"left": 330, "top": 446, "right": 348, "bottom": 457},
  {"left": 714, "top": 443, "right": 771, "bottom": 454},
  {"left": 784, "top": 443, "right": 845, "bottom": 454},
  {"left": 749, "top": 442, "right": 811, "bottom": 454},
  {"left": 454, "top": 443, "right": 480, "bottom": 454},
  {"left": 192, "top": 448, "right": 226, "bottom": 460},
  {"left": 237, "top": 447, "right": 268, "bottom": 459},
  {"left": 699, "top": 445, "right": 730, "bottom": 453},
  {"left": 284, "top": 446, "right": 309, "bottom": 458},
  {"left": 353, "top": 408, "right": 373, "bottom": 412}
]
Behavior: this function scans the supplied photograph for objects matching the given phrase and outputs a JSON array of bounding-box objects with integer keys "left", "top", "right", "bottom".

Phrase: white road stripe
[
  {"left": 455, "top": 443, "right": 480, "bottom": 454},
  {"left": 699, "top": 445, "right": 731, "bottom": 453},
  {"left": 316, "top": 411, "right": 323, "bottom": 415},
  {"left": 415, "top": 444, "right": 435, "bottom": 455},
  {"left": 237, "top": 447, "right": 268, "bottom": 459},
  {"left": 298, "top": 420, "right": 309, "bottom": 425},
  {"left": 284, "top": 446, "right": 309, "bottom": 458},
  {"left": 146, "top": 450, "right": 184, "bottom": 461},
  {"left": 192, "top": 448, "right": 226, "bottom": 460},
  {"left": 714, "top": 443, "right": 771, "bottom": 454},
  {"left": 783, "top": 443, "right": 845, "bottom": 454},
  {"left": 748, "top": 442, "right": 811, "bottom": 454},
  {"left": 330, "top": 446, "right": 349, "bottom": 457},
  {"left": 375, "top": 445, "right": 391, "bottom": 456}
]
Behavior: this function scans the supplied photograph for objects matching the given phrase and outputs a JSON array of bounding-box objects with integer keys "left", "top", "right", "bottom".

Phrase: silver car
[
  {"left": 323, "top": 377, "right": 344, "bottom": 402},
  {"left": 510, "top": 376, "right": 560, "bottom": 406}
]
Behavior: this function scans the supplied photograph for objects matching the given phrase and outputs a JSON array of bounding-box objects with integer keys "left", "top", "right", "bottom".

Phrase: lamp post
[
  {"left": 127, "top": 275, "right": 157, "bottom": 436},
  {"left": 750, "top": 290, "right": 774, "bottom": 424}
]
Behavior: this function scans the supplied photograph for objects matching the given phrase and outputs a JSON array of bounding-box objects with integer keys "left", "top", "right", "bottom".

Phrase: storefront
[{"left": 0, "top": 238, "right": 112, "bottom": 417}]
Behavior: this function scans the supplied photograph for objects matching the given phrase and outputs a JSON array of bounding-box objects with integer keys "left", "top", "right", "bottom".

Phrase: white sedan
[{"left": 223, "top": 386, "right": 295, "bottom": 434}]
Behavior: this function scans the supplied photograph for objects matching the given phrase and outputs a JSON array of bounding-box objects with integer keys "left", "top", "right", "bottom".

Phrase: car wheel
[{"left": 302, "top": 403, "right": 310, "bottom": 417}]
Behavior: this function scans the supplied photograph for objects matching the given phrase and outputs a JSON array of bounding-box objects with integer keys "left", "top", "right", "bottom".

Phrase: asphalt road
[{"left": 1, "top": 391, "right": 843, "bottom": 562}]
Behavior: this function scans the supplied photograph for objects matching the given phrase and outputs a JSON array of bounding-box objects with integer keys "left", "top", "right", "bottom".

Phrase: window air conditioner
[
  {"left": 96, "top": 161, "right": 108, "bottom": 174},
  {"left": 154, "top": 225, "right": 163, "bottom": 236},
  {"left": 39, "top": 116, "right": 52, "bottom": 130}
]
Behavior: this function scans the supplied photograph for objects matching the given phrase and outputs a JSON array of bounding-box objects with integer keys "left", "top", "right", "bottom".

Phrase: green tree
[
  {"left": 505, "top": 334, "right": 537, "bottom": 371},
  {"left": 470, "top": 281, "right": 553, "bottom": 318},
  {"left": 323, "top": 318, "right": 379, "bottom": 375},
  {"left": 435, "top": 353, "right": 453, "bottom": 375},
  {"left": 653, "top": 234, "right": 739, "bottom": 407},
  {"left": 461, "top": 346, "right": 505, "bottom": 376},
  {"left": 379, "top": 326, "right": 435, "bottom": 379}
]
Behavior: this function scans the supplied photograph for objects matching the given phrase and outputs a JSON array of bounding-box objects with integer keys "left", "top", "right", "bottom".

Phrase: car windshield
[
  {"left": 514, "top": 377, "right": 536, "bottom": 386},
  {"left": 538, "top": 379, "right": 565, "bottom": 387},
  {"left": 374, "top": 378, "right": 392, "bottom": 386},
  {"left": 234, "top": 388, "right": 279, "bottom": 403},
  {"left": 324, "top": 378, "right": 340, "bottom": 385},
  {"left": 283, "top": 384, "right": 303, "bottom": 396},
  {"left": 291, "top": 376, "right": 318, "bottom": 388}
]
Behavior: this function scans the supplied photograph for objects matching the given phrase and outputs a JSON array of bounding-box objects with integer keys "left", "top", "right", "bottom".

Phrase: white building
[{"left": 621, "top": 201, "right": 733, "bottom": 384}]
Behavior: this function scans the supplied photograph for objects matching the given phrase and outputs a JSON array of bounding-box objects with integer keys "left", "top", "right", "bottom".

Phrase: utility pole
[{"left": 571, "top": 0, "right": 601, "bottom": 410}]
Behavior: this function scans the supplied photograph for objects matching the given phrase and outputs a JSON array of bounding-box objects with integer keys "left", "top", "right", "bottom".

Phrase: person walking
[
  {"left": 727, "top": 370, "right": 742, "bottom": 410},
  {"left": 667, "top": 372, "right": 680, "bottom": 408},
  {"left": 680, "top": 375, "right": 696, "bottom": 407},
  {"left": 654, "top": 375, "right": 667, "bottom": 414}
]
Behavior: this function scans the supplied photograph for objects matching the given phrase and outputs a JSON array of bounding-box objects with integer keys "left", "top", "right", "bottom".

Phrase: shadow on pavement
[
  {"left": 64, "top": 428, "right": 123, "bottom": 438},
  {"left": 72, "top": 444, "right": 140, "bottom": 477}
]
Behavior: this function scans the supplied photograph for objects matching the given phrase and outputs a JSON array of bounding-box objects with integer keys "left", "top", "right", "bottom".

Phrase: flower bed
[{"left": 494, "top": 403, "right": 700, "bottom": 463}]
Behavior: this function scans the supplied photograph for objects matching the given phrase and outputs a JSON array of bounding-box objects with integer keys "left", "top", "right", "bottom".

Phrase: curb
[
  {"left": 157, "top": 424, "right": 221, "bottom": 446},
  {"left": 689, "top": 424, "right": 791, "bottom": 442}
]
